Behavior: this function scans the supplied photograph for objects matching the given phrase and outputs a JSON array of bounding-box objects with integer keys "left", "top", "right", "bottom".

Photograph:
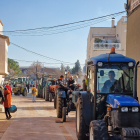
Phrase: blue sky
[{"left": 0, "top": 0, "right": 126, "bottom": 68}]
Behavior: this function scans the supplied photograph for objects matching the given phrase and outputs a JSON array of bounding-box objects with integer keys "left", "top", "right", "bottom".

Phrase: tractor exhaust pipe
[{"left": 133, "top": 61, "right": 139, "bottom": 100}]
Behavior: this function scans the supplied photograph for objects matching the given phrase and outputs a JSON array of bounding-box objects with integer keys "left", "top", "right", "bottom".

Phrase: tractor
[
  {"left": 76, "top": 47, "right": 140, "bottom": 140},
  {"left": 12, "top": 77, "right": 27, "bottom": 96},
  {"left": 56, "top": 74, "right": 81, "bottom": 122},
  {"left": 45, "top": 78, "right": 58, "bottom": 102}
]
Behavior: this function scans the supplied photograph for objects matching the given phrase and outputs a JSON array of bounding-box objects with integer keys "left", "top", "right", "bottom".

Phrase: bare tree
[{"left": 27, "top": 61, "right": 43, "bottom": 79}]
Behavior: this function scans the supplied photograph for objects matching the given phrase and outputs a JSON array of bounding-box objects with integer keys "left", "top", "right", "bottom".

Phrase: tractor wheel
[
  {"left": 89, "top": 120, "right": 109, "bottom": 140},
  {"left": 23, "top": 89, "right": 27, "bottom": 96},
  {"left": 49, "top": 93, "right": 52, "bottom": 102},
  {"left": 62, "top": 107, "right": 66, "bottom": 122},
  {"left": 17, "top": 91, "right": 20, "bottom": 96},
  {"left": 76, "top": 96, "right": 88, "bottom": 140},
  {"left": 57, "top": 96, "right": 64, "bottom": 118},
  {"left": 45, "top": 88, "right": 49, "bottom": 101},
  {"left": 54, "top": 96, "right": 56, "bottom": 109}
]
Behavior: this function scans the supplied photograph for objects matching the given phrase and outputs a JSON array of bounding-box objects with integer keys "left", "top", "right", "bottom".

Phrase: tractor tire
[
  {"left": 49, "top": 93, "right": 52, "bottom": 102},
  {"left": 54, "top": 96, "right": 56, "bottom": 109},
  {"left": 76, "top": 96, "right": 88, "bottom": 140},
  {"left": 17, "top": 91, "right": 20, "bottom": 96},
  {"left": 62, "top": 107, "right": 66, "bottom": 122},
  {"left": 57, "top": 96, "right": 64, "bottom": 118},
  {"left": 89, "top": 120, "right": 109, "bottom": 140},
  {"left": 23, "top": 89, "right": 27, "bottom": 96},
  {"left": 45, "top": 88, "right": 49, "bottom": 101}
]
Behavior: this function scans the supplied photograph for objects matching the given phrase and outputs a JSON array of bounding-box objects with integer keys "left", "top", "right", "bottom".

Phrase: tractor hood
[{"left": 106, "top": 94, "right": 139, "bottom": 108}]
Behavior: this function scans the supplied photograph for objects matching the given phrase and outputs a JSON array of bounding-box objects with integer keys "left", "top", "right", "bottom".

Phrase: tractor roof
[{"left": 87, "top": 53, "right": 136, "bottom": 65}]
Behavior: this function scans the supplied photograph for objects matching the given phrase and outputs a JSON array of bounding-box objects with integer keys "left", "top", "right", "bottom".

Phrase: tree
[
  {"left": 8, "top": 59, "right": 22, "bottom": 76},
  {"left": 71, "top": 60, "right": 81, "bottom": 75},
  {"left": 65, "top": 65, "right": 71, "bottom": 73},
  {"left": 60, "top": 63, "right": 65, "bottom": 75},
  {"left": 27, "top": 61, "right": 42, "bottom": 79}
]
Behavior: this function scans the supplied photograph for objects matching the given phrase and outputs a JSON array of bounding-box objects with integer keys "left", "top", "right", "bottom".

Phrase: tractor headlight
[
  {"left": 132, "top": 107, "right": 139, "bottom": 112},
  {"left": 128, "top": 62, "right": 134, "bottom": 67},
  {"left": 121, "top": 107, "right": 128, "bottom": 112},
  {"left": 97, "top": 62, "right": 103, "bottom": 67}
]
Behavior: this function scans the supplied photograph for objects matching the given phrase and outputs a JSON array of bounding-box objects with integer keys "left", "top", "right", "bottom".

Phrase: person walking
[
  {"left": 26, "top": 83, "right": 29, "bottom": 93},
  {"left": 1, "top": 88, "right": 12, "bottom": 120},
  {"left": 5, "top": 83, "right": 12, "bottom": 95},
  {"left": 32, "top": 85, "right": 37, "bottom": 102}
]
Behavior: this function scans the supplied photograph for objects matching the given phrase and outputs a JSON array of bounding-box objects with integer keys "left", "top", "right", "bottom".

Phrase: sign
[{"left": 128, "top": 0, "right": 140, "bottom": 14}]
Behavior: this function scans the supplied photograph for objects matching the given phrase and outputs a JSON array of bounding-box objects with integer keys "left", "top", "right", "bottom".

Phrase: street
[{"left": 0, "top": 93, "right": 77, "bottom": 140}]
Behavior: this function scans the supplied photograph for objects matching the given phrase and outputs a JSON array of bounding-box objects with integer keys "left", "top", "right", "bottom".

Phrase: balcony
[{"left": 93, "top": 43, "right": 121, "bottom": 50}]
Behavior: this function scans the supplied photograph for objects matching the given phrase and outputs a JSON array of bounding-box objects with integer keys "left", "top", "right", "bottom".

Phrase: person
[
  {"left": 5, "top": 83, "right": 12, "bottom": 95},
  {"left": 32, "top": 85, "right": 37, "bottom": 102},
  {"left": 67, "top": 76, "right": 75, "bottom": 90},
  {"left": 58, "top": 75, "right": 70, "bottom": 99},
  {"left": 26, "top": 83, "right": 29, "bottom": 93},
  {"left": 1, "top": 88, "right": 12, "bottom": 120},
  {"left": 83, "top": 75, "right": 87, "bottom": 91},
  {"left": 101, "top": 71, "right": 116, "bottom": 93}
]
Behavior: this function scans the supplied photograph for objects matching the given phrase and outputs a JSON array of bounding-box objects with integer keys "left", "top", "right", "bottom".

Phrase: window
[{"left": 97, "top": 64, "right": 133, "bottom": 94}]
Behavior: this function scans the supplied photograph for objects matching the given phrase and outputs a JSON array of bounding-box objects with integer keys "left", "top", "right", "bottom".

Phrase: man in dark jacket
[{"left": 67, "top": 76, "right": 75, "bottom": 90}]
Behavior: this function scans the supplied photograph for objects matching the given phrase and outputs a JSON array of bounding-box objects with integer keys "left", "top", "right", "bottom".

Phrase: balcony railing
[{"left": 93, "top": 43, "right": 121, "bottom": 50}]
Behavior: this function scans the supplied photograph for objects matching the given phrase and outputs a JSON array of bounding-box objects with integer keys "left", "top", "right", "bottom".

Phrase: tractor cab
[{"left": 76, "top": 47, "right": 140, "bottom": 140}]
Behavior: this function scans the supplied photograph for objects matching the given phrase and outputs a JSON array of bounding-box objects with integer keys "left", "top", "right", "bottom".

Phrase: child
[{"left": 32, "top": 85, "right": 37, "bottom": 102}]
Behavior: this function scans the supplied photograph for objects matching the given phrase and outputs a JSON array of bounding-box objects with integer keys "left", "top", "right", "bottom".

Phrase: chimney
[{"left": 111, "top": 17, "right": 115, "bottom": 28}]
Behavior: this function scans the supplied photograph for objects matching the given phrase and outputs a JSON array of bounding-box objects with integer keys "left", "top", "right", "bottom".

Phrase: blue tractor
[{"left": 76, "top": 47, "right": 140, "bottom": 140}]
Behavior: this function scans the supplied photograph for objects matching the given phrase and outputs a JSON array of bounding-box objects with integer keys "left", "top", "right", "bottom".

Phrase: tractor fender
[
  {"left": 57, "top": 90, "right": 66, "bottom": 98},
  {"left": 78, "top": 91, "right": 94, "bottom": 126}
]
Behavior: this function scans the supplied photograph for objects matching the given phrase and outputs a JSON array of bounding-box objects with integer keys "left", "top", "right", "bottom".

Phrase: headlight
[
  {"left": 97, "top": 62, "right": 103, "bottom": 67},
  {"left": 121, "top": 107, "right": 128, "bottom": 112},
  {"left": 128, "top": 62, "right": 134, "bottom": 67},
  {"left": 132, "top": 107, "right": 139, "bottom": 112}
]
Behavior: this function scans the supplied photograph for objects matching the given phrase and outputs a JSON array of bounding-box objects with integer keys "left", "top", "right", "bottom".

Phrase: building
[
  {"left": 86, "top": 17, "right": 127, "bottom": 62},
  {"left": 0, "top": 20, "right": 10, "bottom": 85},
  {"left": 126, "top": 0, "right": 140, "bottom": 101}
]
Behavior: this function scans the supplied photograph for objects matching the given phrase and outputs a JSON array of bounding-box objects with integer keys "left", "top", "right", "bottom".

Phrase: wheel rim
[
  {"left": 77, "top": 104, "right": 80, "bottom": 133},
  {"left": 90, "top": 127, "right": 93, "bottom": 140}
]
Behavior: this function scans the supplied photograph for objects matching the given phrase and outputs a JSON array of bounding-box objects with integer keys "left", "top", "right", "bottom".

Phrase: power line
[
  {"left": 9, "top": 58, "right": 85, "bottom": 65},
  {"left": 8, "top": 14, "right": 118, "bottom": 36},
  {"left": 5, "top": 12, "right": 124, "bottom": 37},
  {"left": 2, "top": 11, "right": 125, "bottom": 33},
  {"left": 10, "top": 42, "right": 75, "bottom": 64}
]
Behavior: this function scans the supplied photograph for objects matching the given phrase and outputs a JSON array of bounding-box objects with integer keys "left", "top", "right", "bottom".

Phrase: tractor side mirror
[{"left": 100, "top": 70, "right": 104, "bottom": 76}]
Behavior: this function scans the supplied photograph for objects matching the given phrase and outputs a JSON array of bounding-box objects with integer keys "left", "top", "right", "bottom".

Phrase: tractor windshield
[
  {"left": 18, "top": 78, "right": 22, "bottom": 83},
  {"left": 97, "top": 64, "right": 133, "bottom": 94}
]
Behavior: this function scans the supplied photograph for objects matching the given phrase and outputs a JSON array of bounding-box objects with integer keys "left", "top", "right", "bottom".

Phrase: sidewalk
[{"left": 0, "top": 93, "right": 77, "bottom": 140}]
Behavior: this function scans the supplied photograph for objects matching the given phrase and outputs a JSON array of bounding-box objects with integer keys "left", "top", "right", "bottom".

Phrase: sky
[{"left": 0, "top": 0, "right": 126, "bottom": 69}]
